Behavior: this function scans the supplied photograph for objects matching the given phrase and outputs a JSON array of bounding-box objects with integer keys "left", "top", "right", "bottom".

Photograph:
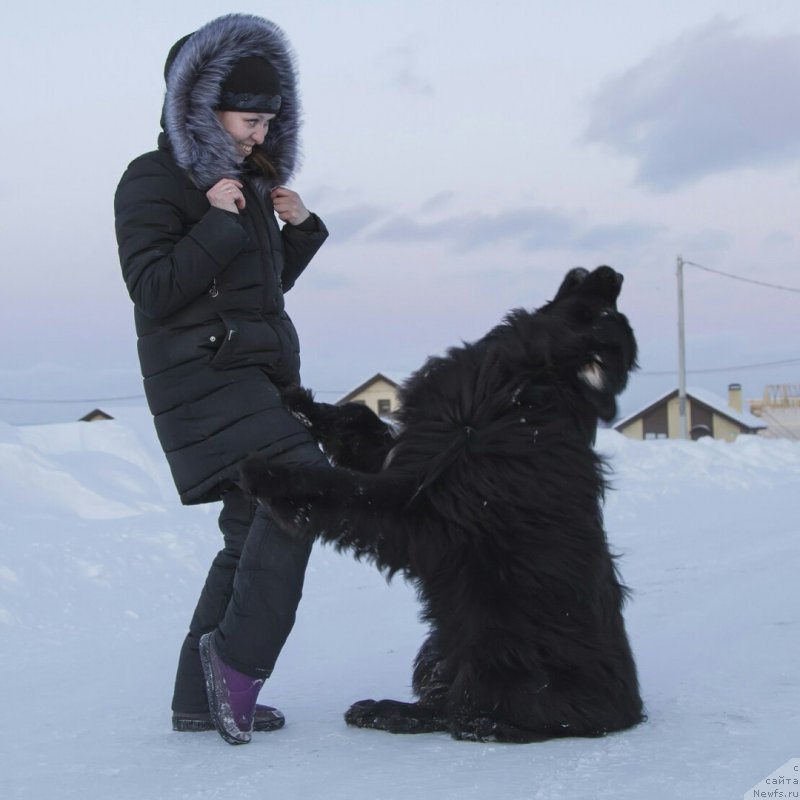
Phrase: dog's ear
[
  {"left": 593, "top": 311, "right": 638, "bottom": 367},
  {"left": 552, "top": 267, "right": 590, "bottom": 302},
  {"left": 578, "top": 311, "right": 638, "bottom": 419}
]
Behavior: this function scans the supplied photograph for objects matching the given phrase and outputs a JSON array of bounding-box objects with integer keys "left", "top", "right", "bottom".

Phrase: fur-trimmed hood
[{"left": 163, "top": 14, "right": 301, "bottom": 192}]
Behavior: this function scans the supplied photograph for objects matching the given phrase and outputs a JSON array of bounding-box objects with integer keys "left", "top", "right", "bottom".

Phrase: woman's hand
[
  {"left": 207, "top": 179, "right": 245, "bottom": 213},
  {"left": 271, "top": 186, "right": 310, "bottom": 226}
]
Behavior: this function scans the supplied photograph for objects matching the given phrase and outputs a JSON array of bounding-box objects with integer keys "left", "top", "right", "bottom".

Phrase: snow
[{"left": 1, "top": 409, "right": 798, "bottom": 800}]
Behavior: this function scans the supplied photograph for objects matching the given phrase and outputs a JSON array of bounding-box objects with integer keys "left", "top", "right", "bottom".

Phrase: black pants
[{"left": 171, "top": 443, "right": 326, "bottom": 713}]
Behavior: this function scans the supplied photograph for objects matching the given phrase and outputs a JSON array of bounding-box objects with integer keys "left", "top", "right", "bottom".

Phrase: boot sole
[{"left": 172, "top": 714, "right": 285, "bottom": 733}]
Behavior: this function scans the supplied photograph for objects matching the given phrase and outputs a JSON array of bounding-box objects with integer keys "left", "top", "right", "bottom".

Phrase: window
[
  {"left": 642, "top": 404, "right": 668, "bottom": 438},
  {"left": 377, "top": 398, "right": 392, "bottom": 416}
]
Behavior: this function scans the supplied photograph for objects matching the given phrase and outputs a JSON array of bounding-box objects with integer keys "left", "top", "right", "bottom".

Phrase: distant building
[
  {"left": 337, "top": 373, "right": 401, "bottom": 417},
  {"left": 614, "top": 384, "right": 766, "bottom": 441},
  {"left": 79, "top": 409, "right": 114, "bottom": 422},
  {"left": 748, "top": 384, "right": 800, "bottom": 441}
]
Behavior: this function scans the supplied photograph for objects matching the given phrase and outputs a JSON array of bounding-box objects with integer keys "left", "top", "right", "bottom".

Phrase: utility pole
[{"left": 676, "top": 255, "right": 688, "bottom": 439}]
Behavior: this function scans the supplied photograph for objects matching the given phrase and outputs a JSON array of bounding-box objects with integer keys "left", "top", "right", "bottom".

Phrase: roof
[
  {"left": 78, "top": 408, "right": 114, "bottom": 422},
  {"left": 337, "top": 372, "right": 402, "bottom": 405},
  {"left": 614, "top": 386, "right": 767, "bottom": 432}
]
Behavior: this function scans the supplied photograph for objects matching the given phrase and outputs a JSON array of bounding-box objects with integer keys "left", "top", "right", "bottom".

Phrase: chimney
[{"left": 728, "top": 383, "right": 743, "bottom": 412}]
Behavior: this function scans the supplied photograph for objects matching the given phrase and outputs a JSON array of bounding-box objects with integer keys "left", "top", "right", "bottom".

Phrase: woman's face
[{"left": 216, "top": 111, "right": 276, "bottom": 161}]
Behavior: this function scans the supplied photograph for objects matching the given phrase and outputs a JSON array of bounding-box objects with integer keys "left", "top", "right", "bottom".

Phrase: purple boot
[{"left": 199, "top": 632, "right": 264, "bottom": 745}]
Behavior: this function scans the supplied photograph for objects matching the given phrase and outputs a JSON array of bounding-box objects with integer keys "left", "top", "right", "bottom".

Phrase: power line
[
  {"left": 641, "top": 356, "right": 800, "bottom": 377},
  {"left": 0, "top": 394, "right": 146, "bottom": 404},
  {"left": 684, "top": 260, "right": 800, "bottom": 293},
  {"left": 0, "top": 390, "right": 355, "bottom": 404}
]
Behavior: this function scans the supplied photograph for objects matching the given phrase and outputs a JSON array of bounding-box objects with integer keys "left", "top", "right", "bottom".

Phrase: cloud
[
  {"left": 322, "top": 204, "right": 388, "bottom": 243},
  {"left": 583, "top": 18, "right": 800, "bottom": 191},
  {"left": 365, "top": 208, "right": 577, "bottom": 250},
  {"left": 673, "top": 228, "right": 734, "bottom": 260},
  {"left": 365, "top": 214, "right": 445, "bottom": 244},
  {"left": 417, "top": 191, "right": 456, "bottom": 214},
  {"left": 460, "top": 209, "right": 577, "bottom": 251},
  {"left": 302, "top": 270, "right": 354, "bottom": 291},
  {"left": 576, "top": 221, "right": 667, "bottom": 251},
  {"left": 378, "top": 43, "right": 435, "bottom": 96},
  {"left": 364, "top": 206, "right": 660, "bottom": 254},
  {"left": 763, "top": 230, "right": 794, "bottom": 249}
]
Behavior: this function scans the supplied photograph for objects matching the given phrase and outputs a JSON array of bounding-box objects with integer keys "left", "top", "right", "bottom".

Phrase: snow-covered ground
[{"left": 1, "top": 408, "right": 797, "bottom": 800}]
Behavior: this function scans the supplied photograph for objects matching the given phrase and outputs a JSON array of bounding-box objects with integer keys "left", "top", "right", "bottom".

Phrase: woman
[{"left": 114, "top": 14, "right": 330, "bottom": 745}]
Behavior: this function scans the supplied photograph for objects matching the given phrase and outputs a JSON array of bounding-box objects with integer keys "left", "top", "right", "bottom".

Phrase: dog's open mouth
[{"left": 579, "top": 358, "right": 606, "bottom": 390}]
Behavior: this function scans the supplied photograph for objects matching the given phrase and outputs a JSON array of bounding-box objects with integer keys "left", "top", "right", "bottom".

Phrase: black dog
[{"left": 241, "top": 266, "right": 644, "bottom": 742}]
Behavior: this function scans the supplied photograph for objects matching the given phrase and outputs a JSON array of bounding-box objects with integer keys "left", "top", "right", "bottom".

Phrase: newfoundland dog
[{"left": 241, "top": 265, "right": 644, "bottom": 742}]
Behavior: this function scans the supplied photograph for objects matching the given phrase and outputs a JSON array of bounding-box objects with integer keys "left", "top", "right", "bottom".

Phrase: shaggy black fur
[{"left": 241, "top": 265, "right": 644, "bottom": 742}]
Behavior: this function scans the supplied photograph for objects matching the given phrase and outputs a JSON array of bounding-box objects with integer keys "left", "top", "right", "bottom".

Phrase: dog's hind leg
[
  {"left": 445, "top": 657, "right": 566, "bottom": 743},
  {"left": 412, "top": 631, "right": 452, "bottom": 709},
  {"left": 344, "top": 699, "right": 449, "bottom": 734},
  {"left": 449, "top": 714, "right": 552, "bottom": 743}
]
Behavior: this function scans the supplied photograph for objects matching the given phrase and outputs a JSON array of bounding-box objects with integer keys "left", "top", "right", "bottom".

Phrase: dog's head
[{"left": 541, "top": 265, "right": 638, "bottom": 421}]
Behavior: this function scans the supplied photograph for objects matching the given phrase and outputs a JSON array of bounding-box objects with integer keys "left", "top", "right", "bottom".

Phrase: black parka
[{"left": 114, "top": 14, "right": 328, "bottom": 504}]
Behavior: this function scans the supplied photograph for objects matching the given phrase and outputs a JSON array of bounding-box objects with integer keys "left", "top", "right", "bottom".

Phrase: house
[
  {"left": 78, "top": 408, "right": 114, "bottom": 422},
  {"left": 337, "top": 373, "right": 402, "bottom": 417},
  {"left": 614, "top": 384, "right": 766, "bottom": 442}
]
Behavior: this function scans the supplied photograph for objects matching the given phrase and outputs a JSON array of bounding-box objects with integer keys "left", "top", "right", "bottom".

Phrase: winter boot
[
  {"left": 199, "top": 632, "right": 264, "bottom": 745},
  {"left": 172, "top": 705, "right": 285, "bottom": 733}
]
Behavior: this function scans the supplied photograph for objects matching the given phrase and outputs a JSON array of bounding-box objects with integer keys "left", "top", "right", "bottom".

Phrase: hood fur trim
[{"left": 164, "top": 14, "right": 301, "bottom": 192}]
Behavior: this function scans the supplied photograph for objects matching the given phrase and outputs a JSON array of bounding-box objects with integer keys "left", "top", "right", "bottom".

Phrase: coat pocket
[{"left": 208, "top": 311, "right": 282, "bottom": 371}]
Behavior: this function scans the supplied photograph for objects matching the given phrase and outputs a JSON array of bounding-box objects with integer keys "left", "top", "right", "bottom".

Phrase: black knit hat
[
  {"left": 218, "top": 56, "right": 282, "bottom": 114},
  {"left": 164, "top": 33, "right": 192, "bottom": 81}
]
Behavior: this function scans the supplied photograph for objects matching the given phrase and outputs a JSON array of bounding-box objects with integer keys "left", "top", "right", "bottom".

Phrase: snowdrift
[{"left": 1, "top": 410, "right": 798, "bottom": 800}]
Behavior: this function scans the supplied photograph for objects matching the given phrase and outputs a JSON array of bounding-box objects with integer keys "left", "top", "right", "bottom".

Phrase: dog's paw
[
  {"left": 450, "top": 713, "right": 550, "bottom": 743},
  {"left": 344, "top": 699, "right": 381, "bottom": 729},
  {"left": 345, "top": 699, "right": 449, "bottom": 734},
  {"left": 280, "top": 385, "right": 317, "bottom": 424},
  {"left": 267, "top": 497, "right": 317, "bottom": 539}
]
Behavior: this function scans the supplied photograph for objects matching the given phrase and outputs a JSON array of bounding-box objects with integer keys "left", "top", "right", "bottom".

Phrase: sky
[
  {"left": 1, "top": 0, "right": 799, "bottom": 423},
  {"left": 1, "top": 410, "right": 799, "bottom": 798}
]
